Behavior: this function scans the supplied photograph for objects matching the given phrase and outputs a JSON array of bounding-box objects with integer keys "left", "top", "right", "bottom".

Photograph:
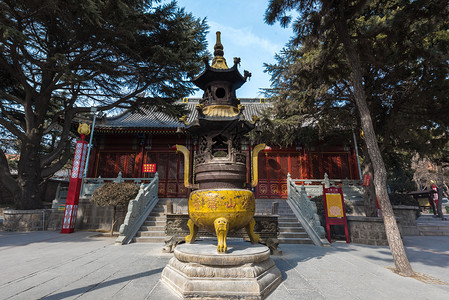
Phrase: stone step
[
  {"left": 131, "top": 197, "right": 316, "bottom": 245},
  {"left": 278, "top": 237, "right": 313, "bottom": 244},
  {"left": 135, "top": 231, "right": 165, "bottom": 237},
  {"left": 149, "top": 212, "right": 165, "bottom": 217},
  {"left": 133, "top": 236, "right": 166, "bottom": 243},
  {"left": 279, "top": 227, "right": 305, "bottom": 233},
  {"left": 277, "top": 210, "right": 295, "bottom": 214},
  {"left": 418, "top": 225, "right": 449, "bottom": 231},
  {"left": 140, "top": 225, "right": 165, "bottom": 231},
  {"left": 419, "top": 230, "right": 449, "bottom": 236},
  {"left": 278, "top": 222, "right": 302, "bottom": 227},
  {"left": 278, "top": 217, "right": 299, "bottom": 222},
  {"left": 143, "top": 220, "right": 165, "bottom": 227},
  {"left": 145, "top": 216, "right": 166, "bottom": 221},
  {"left": 279, "top": 232, "right": 309, "bottom": 239}
]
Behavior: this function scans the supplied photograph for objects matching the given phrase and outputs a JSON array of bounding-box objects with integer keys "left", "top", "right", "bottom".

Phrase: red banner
[
  {"left": 363, "top": 174, "right": 371, "bottom": 186},
  {"left": 61, "top": 136, "right": 88, "bottom": 233},
  {"left": 142, "top": 163, "right": 156, "bottom": 173}
]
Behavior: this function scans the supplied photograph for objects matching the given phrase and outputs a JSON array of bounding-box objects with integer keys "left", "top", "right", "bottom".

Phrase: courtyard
[{"left": 1, "top": 231, "right": 448, "bottom": 299}]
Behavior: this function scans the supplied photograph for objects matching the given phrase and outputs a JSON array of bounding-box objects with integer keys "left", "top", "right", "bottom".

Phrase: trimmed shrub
[{"left": 90, "top": 182, "right": 139, "bottom": 235}]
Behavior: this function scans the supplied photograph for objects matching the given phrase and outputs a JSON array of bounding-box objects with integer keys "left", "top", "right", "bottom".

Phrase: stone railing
[
  {"left": 290, "top": 173, "right": 363, "bottom": 201},
  {"left": 287, "top": 173, "right": 329, "bottom": 247},
  {"left": 115, "top": 173, "right": 159, "bottom": 245},
  {"left": 51, "top": 183, "right": 69, "bottom": 209},
  {"left": 81, "top": 172, "right": 154, "bottom": 197}
]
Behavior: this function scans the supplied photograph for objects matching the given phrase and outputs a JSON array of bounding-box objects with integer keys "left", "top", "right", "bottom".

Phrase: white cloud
[{"left": 208, "top": 21, "right": 282, "bottom": 55}]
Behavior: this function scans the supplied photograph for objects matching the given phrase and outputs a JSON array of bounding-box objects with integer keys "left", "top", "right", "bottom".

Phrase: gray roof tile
[{"left": 97, "top": 98, "right": 271, "bottom": 130}]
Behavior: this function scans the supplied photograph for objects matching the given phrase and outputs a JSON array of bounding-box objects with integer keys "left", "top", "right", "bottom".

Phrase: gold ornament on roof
[
  {"left": 179, "top": 115, "right": 188, "bottom": 124},
  {"left": 251, "top": 115, "right": 260, "bottom": 124},
  {"left": 78, "top": 123, "right": 91, "bottom": 136},
  {"left": 211, "top": 31, "right": 229, "bottom": 69},
  {"left": 202, "top": 105, "right": 239, "bottom": 117}
]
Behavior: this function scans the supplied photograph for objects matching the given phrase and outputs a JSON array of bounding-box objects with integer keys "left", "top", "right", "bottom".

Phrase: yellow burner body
[{"left": 185, "top": 189, "right": 259, "bottom": 253}]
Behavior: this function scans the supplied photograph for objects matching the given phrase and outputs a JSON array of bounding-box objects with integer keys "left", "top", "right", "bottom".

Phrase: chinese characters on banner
[{"left": 142, "top": 163, "right": 156, "bottom": 173}]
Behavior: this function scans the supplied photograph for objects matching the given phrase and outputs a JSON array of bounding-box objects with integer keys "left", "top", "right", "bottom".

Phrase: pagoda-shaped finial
[{"left": 211, "top": 31, "right": 228, "bottom": 69}]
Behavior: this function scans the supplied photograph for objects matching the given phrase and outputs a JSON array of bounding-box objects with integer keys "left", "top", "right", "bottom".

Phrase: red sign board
[
  {"left": 142, "top": 163, "right": 156, "bottom": 173},
  {"left": 363, "top": 174, "right": 371, "bottom": 186},
  {"left": 323, "top": 186, "right": 349, "bottom": 243}
]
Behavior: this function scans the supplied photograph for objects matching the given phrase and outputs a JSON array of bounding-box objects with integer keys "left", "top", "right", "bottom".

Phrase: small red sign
[
  {"left": 142, "top": 163, "right": 156, "bottom": 173},
  {"left": 363, "top": 174, "right": 371, "bottom": 186}
]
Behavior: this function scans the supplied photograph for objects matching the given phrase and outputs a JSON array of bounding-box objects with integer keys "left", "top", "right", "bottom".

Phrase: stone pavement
[{"left": 0, "top": 231, "right": 448, "bottom": 299}]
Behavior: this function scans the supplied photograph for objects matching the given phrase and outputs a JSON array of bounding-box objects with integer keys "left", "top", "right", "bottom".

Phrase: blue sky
[{"left": 177, "top": 0, "right": 293, "bottom": 98}]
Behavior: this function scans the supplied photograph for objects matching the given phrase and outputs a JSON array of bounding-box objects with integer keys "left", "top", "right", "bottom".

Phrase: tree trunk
[
  {"left": 336, "top": 20, "right": 414, "bottom": 276},
  {"left": 0, "top": 149, "right": 20, "bottom": 202},
  {"left": 15, "top": 138, "right": 43, "bottom": 210},
  {"left": 361, "top": 146, "right": 378, "bottom": 217}
]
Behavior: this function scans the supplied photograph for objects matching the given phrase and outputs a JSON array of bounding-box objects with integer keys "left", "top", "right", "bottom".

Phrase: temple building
[
  {"left": 85, "top": 32, "right": 360, "bottom": 199},
  {"left": 85, "top": 97, "right": 360, "bottom": 199}
]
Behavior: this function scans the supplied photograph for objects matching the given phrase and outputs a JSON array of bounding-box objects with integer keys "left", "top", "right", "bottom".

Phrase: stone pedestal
[{"left": 161, "top": 241, "right": 282, "bottom": 299}]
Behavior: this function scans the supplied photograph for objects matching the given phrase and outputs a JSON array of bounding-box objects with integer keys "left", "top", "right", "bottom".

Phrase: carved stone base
[{"left": 161, "top": 241, "right": 282, "bottom": 299}]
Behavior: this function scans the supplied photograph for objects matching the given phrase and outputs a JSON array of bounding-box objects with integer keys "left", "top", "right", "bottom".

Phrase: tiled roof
[{"left": 96, "top": 98, "right": 271, "bottom": 130}]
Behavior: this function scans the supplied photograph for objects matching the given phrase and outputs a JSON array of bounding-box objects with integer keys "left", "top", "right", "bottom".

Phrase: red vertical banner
[{"left": 61, "top": 136, "right": 89, "bottom": 233}]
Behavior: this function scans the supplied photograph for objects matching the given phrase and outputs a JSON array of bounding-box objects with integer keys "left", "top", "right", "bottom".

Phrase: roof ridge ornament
[{"left": 211, "top": 31, "right": 229, "bottom": 69}]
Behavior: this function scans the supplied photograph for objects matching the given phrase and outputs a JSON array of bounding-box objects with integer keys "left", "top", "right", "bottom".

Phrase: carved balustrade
[
  {"left": 286, "top": 173, "right": 329, "bottom": 247},
  {"left": 115, "top": 173, "right": 159, "bottom": 245}
]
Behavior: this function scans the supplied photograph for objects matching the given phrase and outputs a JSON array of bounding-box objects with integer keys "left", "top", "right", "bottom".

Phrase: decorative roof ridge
[{"left": 93, "top": 98, "right": 272, "bottom": 130}]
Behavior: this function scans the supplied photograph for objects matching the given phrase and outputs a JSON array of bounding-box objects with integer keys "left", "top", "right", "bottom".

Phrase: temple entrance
[
  {"left": 96, "top": 151, "right": 137, "bottom": 178},
  {"left": 94, "top": 150, "right": 188, "bottom": 198},
  {"left": 255, "top": 151, "right": 354, "bottom": 198},
  {"left": 144, "top": 151, "right": 188, "bottom": 198}
]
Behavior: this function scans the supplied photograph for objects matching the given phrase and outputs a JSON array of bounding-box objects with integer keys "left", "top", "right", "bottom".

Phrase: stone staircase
[
  {"left": 133, "top": 198, "right": 187, "bottom": 243},
  {"left": 257, "top": 199, "right": 313, "bottom": 244},
  {"left": 416, "top": 214, "right": 449, "bottom": 236},
  {"left": 132, "top": 198, "right": 313, "bottom": 244}
]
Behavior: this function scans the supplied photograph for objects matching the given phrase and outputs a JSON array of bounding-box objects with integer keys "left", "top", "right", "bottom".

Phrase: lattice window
[{"left": 290, "top": 154, "right": 301, "bottom": 179}]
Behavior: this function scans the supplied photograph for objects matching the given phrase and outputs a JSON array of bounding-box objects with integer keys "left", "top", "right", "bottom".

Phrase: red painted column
[{"left": 61, "top": 135, "right": 89, "bottom": 233}]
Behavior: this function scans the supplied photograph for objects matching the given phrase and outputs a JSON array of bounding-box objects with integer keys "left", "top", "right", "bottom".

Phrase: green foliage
[
  {"left": 6, "top": 156, "right": 18, "bottom": 171},
  {"left": 388, "top": 194, "right": 419, "bottom": 207},
  {"left": 90, "top": 182, "right": 139, "bottom": 208},
  {"left": 264, "top": 0, "right": 437, "bottom": 274},
  {"left": 0, "top": 0, "right": 208, "bottom": 209},
  {"left": 263, "top": 0, "right": 449, "bottom": 188},
  {"left": 384, "top": 152, "right": 416, "bottom": 193}
]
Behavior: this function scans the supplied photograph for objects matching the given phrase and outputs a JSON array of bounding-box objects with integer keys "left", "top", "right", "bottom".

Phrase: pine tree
[
  {"left": 0, "top": 0, "right": 208, "bottom": 209},
  {"left": 262, "top": 0, "right": 447, "bottom": 277}
]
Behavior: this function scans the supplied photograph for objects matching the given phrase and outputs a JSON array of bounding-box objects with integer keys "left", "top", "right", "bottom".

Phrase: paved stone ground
[{"left": 0, "top": 231, "right": 448, "bottom": 299}]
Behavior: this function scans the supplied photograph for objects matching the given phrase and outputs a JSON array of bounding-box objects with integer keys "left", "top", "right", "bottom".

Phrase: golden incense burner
[{"left": 178, "top": 32, "right": 265, "bottom": 253}]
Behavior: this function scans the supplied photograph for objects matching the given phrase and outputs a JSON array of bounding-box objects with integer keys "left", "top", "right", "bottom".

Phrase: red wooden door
[
  {"left": 96, "top": 152, "right": 136, "bottom": 178},
  {"left": 144, "top": 151, "right": 188, "bottom": 198},
  {"left": 256, "top": 152, "right": 289, "bottom": 199},
  {"left": 308, "top": 153, "right": 351, "bottom": 180}
]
